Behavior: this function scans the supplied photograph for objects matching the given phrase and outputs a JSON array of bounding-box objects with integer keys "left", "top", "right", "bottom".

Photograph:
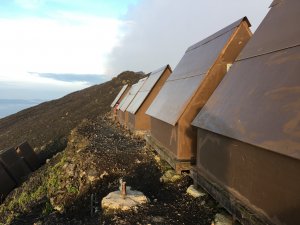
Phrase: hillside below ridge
[
  {"left": 0, "top": 70, "right": 223, "bottom": 224},
  {"left": 0, "top": 115, "right": 221, "bottom": 224},
  {"left": 0, "top": 71, "right": 144, "bottom": 159}
]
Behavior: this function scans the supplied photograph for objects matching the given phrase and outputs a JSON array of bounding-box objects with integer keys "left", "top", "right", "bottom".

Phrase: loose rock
[
  {"left": 212, "top": 213, "right": 233, "bottom": 225},
  {"left": 102, "top": 186, "right": 149, "bottom": 213},
  {"left": 187, "top": 185, "right": 206, "bottom": 198}
]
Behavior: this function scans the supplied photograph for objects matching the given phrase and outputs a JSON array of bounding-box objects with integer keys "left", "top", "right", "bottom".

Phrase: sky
[{"left": 0, "top": 0, "right": 272, "bottom": 103}]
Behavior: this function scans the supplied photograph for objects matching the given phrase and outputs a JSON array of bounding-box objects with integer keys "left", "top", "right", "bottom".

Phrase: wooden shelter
[
  {"left": 146, "top": 17, "right": 252, "bottom": 172},
  {"left": 110, "top": 84, "right": 130, "bottom": 120},
  {"left": 191, "top": 1, "right": 300, "bottom": 224},
  {"left": 126, "top": 65, "right": 172, "bottom": 133},
  {"left": 16, "top": 141, "right": 40, "bottom": 171},
  {"left": 117, "top": 77, "right": 148, "bottom": 126},
  {"left": 0, "top": 147, "right": 31, "bottom": 185}
]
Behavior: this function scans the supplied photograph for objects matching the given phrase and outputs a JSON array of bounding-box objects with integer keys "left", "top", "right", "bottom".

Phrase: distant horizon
[
  {"left": 0, "top": 73, "right": 109, "bottom": 118},
  {"left": 0, "top": 98, "right": 45, "bottom": 119}
]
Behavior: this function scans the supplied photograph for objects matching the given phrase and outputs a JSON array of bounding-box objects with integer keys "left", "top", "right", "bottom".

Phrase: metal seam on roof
[
  {"left": 237, "top": 44, "right": 300, "bottom": 62},
  {"left": 186, "top": 17, "right": 250, "bottom": 53},
  {"left": 119, "top": 77, "right": 148, "bottom": 112},
  {"left": 167, "top": 73, "right": 205, "bottom": 82},
  {"left": 237, "top": 0, "right": 300, "bottom": 61},
  {"left": 192, "top": 45, "right": 300, "bottom": 160}
]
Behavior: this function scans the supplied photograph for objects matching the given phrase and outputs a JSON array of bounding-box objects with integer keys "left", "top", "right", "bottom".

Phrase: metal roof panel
[
  {"left": 119, "top": 77, "right": 147, "bottom": 112},
  {"left": 147, "top": 75, "right": 205, "bottom": 125},
  {"left": 147, "top": 18, "right": 247, "bottom": 125},
  {"left": 126, "top": 65, "right": 170, "bottom": 114},
  {"left": 237, "top": 0, "right": 300, "bottom": 60},
  {"left": 193, "top": 46, "right": 300, "bottom": 159},
  {"left": 110, "top": 84, "right": 129, "bottom": 108}
]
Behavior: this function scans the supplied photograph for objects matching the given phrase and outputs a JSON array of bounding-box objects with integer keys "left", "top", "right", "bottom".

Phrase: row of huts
[
  {"left": 0, "top": 142, "right": 40, "bottom": 202},
  {"left": 110, "top": 1, "right": 299, "bottom": 225}
]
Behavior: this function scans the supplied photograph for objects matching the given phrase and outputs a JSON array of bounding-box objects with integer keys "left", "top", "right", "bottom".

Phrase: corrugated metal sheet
[
  {"left": 237, "top": 0, "right": 300, "bottom": 60},
  {"left": 119, "top": 77, "right": 147, "bottom": 112},
  {"left": 193, "top": 46, "right": 300, "bottom": 160},
  {"left": 127, "top": 65, "right": 170, "bottom": 114},
  {"left": 147, "top": 18, "right": 248, "bottom": 125},
  {"left": 110, "top": 84, "right": 128, "bottom": 108}
]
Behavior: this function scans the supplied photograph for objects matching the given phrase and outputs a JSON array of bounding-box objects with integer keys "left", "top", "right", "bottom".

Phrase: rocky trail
[{"left": 0, "top": 115, "right": 226, "bottom": 225}]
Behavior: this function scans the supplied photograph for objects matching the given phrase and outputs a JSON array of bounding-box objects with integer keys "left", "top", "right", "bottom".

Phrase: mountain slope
[{"left": 0, "top": 71, "right": 143, "bottom": 158}]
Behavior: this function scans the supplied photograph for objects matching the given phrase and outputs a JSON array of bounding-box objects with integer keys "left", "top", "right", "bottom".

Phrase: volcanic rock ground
[
  {"left": 0, "top": 71, "right": 227, "bottom": 224},
  {"left": 0, "top": 115, "right": 223, "bottom": 224}
]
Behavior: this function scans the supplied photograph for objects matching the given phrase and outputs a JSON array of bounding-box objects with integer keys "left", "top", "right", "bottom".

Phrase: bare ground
[{"left": 0, "top": 115, "right": 223, "bottom": 225}]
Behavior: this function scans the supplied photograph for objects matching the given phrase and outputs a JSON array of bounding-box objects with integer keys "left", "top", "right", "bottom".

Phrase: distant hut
[
  {"left": 110, "top": 84, "right": 130, "bottom": 120},
  {"left": 146, "top": 17, "right": 252, "bottom": 172},
  {"left": 16, "top": 141, "right": 40, "bottom": 171},
  {"left": 117, "top": 77, "right": 148, "bottom": 126},
  {"left": 0, "top": 162, "right": 16, "bottom": 202},
  {"left": 126, "top": 65, "right": 172, "bottom": 133},
  {"left": 191, "top": 1, "right": 300, "bottom": 224},
  {"left": 0, "top": 147, "right": 31, "bottom": 185}
]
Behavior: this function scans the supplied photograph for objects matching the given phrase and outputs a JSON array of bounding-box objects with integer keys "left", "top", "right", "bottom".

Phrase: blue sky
[
  {"left": 0, "top": 0, "right": 272, "bottom": 104},
  {"left": 0, "top": 0, "right": 138, "bottom": 18}
]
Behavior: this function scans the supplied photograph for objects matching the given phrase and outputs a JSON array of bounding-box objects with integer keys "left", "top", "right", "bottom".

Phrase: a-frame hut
[
  {"left": 126, "top": 65, "right": 172, "bottom": 133},
  {"left": 0, "top": 162, "right": 16, "bottom": 202},
  {"left": 146, "top": 17, "right": 252, "bottom": 172},
  {"left": 0, "top": 147, "right": 31, "bottom": 185},
  {"left": 110, "top": 84, "right": 130, "bottom": 120},
  {"left": 191, "top": 1, "right": 300, "bottom": 224},
  {"left": 117, "top": 77, "right": 148, "bottom": 126},
  {"left": 16, "top": 142, "right": 40, "bottom": 171}
]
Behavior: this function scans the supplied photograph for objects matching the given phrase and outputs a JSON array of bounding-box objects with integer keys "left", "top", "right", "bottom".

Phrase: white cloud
[
  {"left": 0, "top": 70, "right": 90, "bottom": 99},
  {"left": 0, "top": 14, "right": 124, "bottom": 78},
  {"left": 105, "top": 0, "right": 273, "bottom": 76}
]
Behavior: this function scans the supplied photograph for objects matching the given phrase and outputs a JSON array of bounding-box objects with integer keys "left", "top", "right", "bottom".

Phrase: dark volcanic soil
[{"left": 1, "top": 115, "right": 221, "bottom": 225}]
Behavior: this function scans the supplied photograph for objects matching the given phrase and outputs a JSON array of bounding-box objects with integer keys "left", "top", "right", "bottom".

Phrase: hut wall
[
  {"left": 194, "top": 128, "right": 300, "bottom": 225},
  {"left": 150, "top": 117, "right": 178, "bottom": 157},
  {"left": 117, "top": 110, "right": 125, "bottom": 125}
]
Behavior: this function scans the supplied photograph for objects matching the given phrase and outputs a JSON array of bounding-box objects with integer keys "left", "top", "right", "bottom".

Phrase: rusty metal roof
[
  {"left": 146, "top": 17, "right": 249, "bottom": 125},
  {"left": 110, "top": 84, "right": 129, "bottom": 108},
  {"left": 126, "top": 65, "right": 171, "bottom": 114},
  {"left": 192, "top": 1, "right": 300, "bottom": 159},
  {"left": 237, "top": 0, "right": 300, "bottom": 60},
  {"left": 119, "top": 77, "right": 148, "bottom": 112}
]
